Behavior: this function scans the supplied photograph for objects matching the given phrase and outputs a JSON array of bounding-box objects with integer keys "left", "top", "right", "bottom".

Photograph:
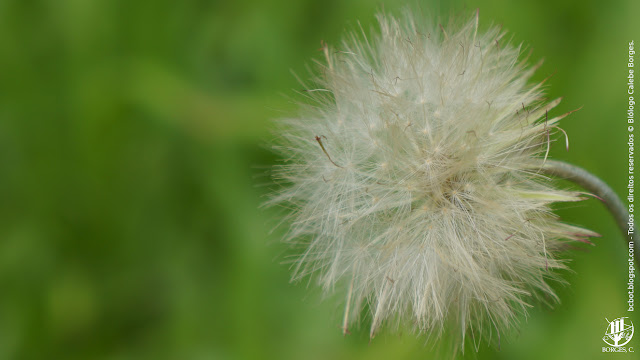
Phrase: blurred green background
[{"left": 0, "top": 0, "right": 638, "bottom": 359}]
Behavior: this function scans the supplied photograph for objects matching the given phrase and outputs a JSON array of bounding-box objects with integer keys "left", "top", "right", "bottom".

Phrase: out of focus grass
[{"left": 0, "top": 0, "right": 637, "bottom": 359}]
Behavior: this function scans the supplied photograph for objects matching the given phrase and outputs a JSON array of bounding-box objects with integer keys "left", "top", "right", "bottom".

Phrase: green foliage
[{"left": 0, "top": 0, "right": 637, "bottom": 359}]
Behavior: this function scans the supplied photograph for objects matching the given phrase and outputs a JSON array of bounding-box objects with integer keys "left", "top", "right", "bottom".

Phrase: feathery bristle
[{"left": 268, "top": 9, "right": 594, "bottom": 352}]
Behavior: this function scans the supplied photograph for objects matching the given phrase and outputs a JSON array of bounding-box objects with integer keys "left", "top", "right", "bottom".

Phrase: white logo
[{"left": 602, "top": 317, "right": 634, "bottom": 347}]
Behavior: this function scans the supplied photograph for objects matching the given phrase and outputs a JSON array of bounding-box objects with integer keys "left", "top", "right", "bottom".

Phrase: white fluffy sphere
[{"left": 269, "top": 9, "right": 596, "bottom": 352}]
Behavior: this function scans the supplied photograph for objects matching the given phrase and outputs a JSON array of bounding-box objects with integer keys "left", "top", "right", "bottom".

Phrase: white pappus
[{"left": 268, "top": 9, "right": 598, "bottom": 352}]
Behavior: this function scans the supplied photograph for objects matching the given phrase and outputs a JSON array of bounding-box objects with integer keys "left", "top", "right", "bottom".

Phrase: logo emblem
[{"left": 602, "top": 317, "right": 634, "bottom": 347}]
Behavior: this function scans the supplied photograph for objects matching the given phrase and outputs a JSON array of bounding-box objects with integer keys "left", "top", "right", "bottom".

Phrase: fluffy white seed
[{"left": 269, "top": 9, "right": 597, "bottom": 352}]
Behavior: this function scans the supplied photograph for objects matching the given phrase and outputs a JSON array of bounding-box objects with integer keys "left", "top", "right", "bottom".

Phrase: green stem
[{"left": 541, "top": 160, "right": 637, "bottom": 264}]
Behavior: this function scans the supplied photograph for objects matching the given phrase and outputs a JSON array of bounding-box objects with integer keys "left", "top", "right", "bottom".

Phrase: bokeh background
[{"left": 0, "top": 0, "right": 638, "bottom": 359}]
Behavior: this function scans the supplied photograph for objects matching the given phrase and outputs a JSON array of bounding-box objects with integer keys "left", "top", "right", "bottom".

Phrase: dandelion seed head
[{"left": 269, "top": 9, "right": 596, "bottom": 351}]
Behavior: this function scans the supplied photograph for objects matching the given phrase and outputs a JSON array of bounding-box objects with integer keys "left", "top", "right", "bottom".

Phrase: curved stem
[{"left": 541, "top": 160, "right": 637, "bottom": 264}]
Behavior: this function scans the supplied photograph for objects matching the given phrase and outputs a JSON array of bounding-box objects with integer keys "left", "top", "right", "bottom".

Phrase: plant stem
[{"left": 541, "top": 160, "right": 637, "bottom": 264}]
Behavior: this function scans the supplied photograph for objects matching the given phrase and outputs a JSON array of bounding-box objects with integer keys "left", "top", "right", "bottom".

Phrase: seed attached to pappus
[{"left": 267, "top": 8, "right": 608, "bottom": 354}]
